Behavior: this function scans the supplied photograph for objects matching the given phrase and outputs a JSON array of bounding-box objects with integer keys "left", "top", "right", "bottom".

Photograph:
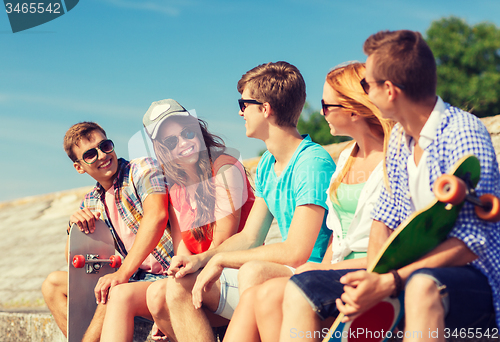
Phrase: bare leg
[
  {"left": 223, "top": 286, "right": 260, "bottom": 342},
  {"left": 237, "top": 261, "right": 293, "bottom": 294},
  {"left": 166, "top": 273, "right": 221, "bottom": 342},
  {"left": 255, "top": 277, "right": 289, "bottom": 342},
  {"left": 147, "top": 278, "right": 229, "bottom": 342},
  {"left": 404, "top": 275, "right": 445, "bottom": 342},
  {"left": 279, "top": 280, "right": 321, "bottom": 342},
  {"left": 147, "top": 278, "right": 176, "bottom": 340},
  {"left": 42, "top": 271, "right": 68, "bottom": 337},
  {"left": 82, "top": 303, "right": 106, "bottom": 342},
  {"left": 101, "top": 281, "right": 154, "bottom": 342}
]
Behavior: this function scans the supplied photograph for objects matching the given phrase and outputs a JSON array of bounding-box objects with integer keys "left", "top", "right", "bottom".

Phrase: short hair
[
  {"left": 63, "top": 122, "right": 107, "bottom": 162},
  {"left": 363, "top": 30, "right": 436, "bottom": 102},
  {"left": 237, "top": 61, "right": 306, "bottom": 127}
]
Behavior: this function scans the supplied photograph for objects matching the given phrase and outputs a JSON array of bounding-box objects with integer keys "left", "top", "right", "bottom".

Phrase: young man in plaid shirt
[
  {"left": 280, "top": 30, "right": 500, "bottom": 341},
  {"left": 42, "top": 122, "right": 174, "bottom": 342}
]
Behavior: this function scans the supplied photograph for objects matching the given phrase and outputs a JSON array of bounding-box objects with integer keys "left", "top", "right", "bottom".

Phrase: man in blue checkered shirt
[{"left": 279, "top": 30, "right": 500, "bottom": 341}]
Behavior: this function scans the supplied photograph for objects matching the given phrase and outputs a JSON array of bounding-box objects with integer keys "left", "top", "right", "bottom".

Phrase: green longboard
[
  {"left": 369, "top": 154, "right": 480, "bottom": 273},
  {"left": 324, "top": 154, "right": 480, "bottom": 342}
]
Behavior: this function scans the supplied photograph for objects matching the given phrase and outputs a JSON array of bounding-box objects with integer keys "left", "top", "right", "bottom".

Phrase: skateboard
[
  {"left": 67, "top": 220, "right": 121, "bottom": 342},
  {"left": 324, "top": 155, "right": 500, "bottom": 342}
]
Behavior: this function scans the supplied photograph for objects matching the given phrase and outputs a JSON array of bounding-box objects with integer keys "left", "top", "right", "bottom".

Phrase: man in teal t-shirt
[
  {"left": 148, "top": 61, "right": 335, "bottom": 342},
  {"left": 256, "top": 134, "right": 334, "bottom": 262}
]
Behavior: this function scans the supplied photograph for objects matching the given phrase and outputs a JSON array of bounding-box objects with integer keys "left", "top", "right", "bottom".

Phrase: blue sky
[{"left": 1, "top": 0, "right": 500, "bottom": 202}]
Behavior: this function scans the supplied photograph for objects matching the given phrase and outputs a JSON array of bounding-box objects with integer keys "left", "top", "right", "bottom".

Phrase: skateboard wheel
[
  {"left": 109, "top": 255, "right": 122, "bottom": 268},
  {"left": 434, "top": 174, "right": 467, "bottom": 205},
  {"left": 72, "top": 255, "right": 85, "bottom": 268},
  {"left": 476, "top": 194, "right": 500, "bottom": 222}
]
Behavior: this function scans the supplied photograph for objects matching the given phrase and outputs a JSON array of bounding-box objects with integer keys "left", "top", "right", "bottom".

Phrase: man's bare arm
[
  {"left": 167, "top": 196, "right": 274, "bottom": 277},
  {"left": 94, "top": 193, "right": 169, "bottom": 303}
]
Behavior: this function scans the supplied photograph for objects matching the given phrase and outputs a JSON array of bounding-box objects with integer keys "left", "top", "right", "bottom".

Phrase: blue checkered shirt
[{"left": 372, "top": 102, "right": 500, "bottom": 328}]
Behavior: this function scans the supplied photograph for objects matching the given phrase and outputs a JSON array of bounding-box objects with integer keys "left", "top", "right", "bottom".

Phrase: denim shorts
[
  {"left": 129, "top": 269, "right": 168, "bottom": 282},
  {"left": 407, "top": 265, "right": 496, "bottom": 329},
  {"left": 292, "top": 266, "right": 497, "bottom": 329},
  {"left": 290, "top": 269, "right": 360, "bottom": 320}
]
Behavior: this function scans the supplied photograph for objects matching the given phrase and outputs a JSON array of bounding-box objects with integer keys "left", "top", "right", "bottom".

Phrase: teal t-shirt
[{"left": 255, "top": 135, "right": 336, "bottom": 263}]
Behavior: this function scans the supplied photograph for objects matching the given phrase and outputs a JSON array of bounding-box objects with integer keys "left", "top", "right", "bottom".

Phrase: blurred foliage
[{"left": 427, "top": 16, "right": 500, "bottom": 117}]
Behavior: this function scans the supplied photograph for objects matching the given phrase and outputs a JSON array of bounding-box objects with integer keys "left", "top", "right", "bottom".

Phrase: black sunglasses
[
  {"left": 161, "top": 128, "right": 197, "bottom": 151},
  {"left": 238, "top": 99, "right": 263, "bottom": 112},
  {"left": 77, "top": 139, "right": 115, "bottom": 164},
  {"left": 321, "top": 99, "right": 345, "bottom": 115},
  {"left": 360, "top": 78, "right": 405, "bottom": 95}
]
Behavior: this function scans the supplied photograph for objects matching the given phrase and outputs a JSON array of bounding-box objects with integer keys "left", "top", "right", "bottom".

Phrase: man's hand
[
  {"left": 94, "top": 270, "right": 129, "bottom": 304},
  {"left": 336, "top": 270, "right": 395, "bottom": 323},
  {"left": 69, "top": 208, "right": 100, "bottom": 234},
  {"left": 167, "top": 255, "right": 203, "bottom": 279},
  {"left": 191, "top": 256, "right": 224, "bottom": 309}
]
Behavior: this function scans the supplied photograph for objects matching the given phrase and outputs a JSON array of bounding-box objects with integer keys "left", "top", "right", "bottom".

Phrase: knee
[
  {"left": 107, "top": 283, "right": 135, "bottom": 307},
  {"left": 42, "top": 271, "right": 66, "bottom": 298},
  {"left": 255, "top": 280, "right": 285, "bottom": 317},
  {"left": 238, "top": 260, "right": 268, "bottom": 291},
  {"left": 405, "top": 274, "right": 444, "bottom": 316},
  {"left": 165, "top": 276, "right": 194, "bottom": 306},
  {"left": 146, "top": 280, "right": 167, "bottom": 316},
  {"left": 238, "top": 284, "right": 258, "bottom": 307}
]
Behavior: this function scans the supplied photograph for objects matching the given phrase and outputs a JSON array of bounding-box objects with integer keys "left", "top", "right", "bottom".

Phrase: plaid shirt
[
  {"left": 80, "top": 157, "right": 174, "bottom": 270},
  {"left": 372, "top": 101, "right": 500, "bottom": 327}
]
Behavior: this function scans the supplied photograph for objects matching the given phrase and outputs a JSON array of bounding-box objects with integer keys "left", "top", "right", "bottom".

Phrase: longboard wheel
[
  {"left": 434, "top": 174, "right": 467, "bottom": 205},
  {"left": 109, "top": 255, "right": 122, "bottom": 268},
  {"left": 72, "top": 255, "right": 85, "bottom": 268},
  {"left": 476, "top": 194, "right": 500, "bottom": 222}
]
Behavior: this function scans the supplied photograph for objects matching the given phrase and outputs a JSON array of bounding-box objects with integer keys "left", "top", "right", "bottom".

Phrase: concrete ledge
[
  {"left": 0, "top": 311, "right": 227, "bottom": 342},
  {"left": 0, "top": 312, "right": 65, "bottom": 342},
  {"left": 0, "top": 311, "right": 157, "bottom": 342}
]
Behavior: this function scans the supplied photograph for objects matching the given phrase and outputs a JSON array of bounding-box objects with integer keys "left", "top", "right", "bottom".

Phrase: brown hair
[
  {"left": 152, "top": 116, "right": 226, "bottom": 242},
  {"left": 63, "top": 122, "right": 107, "bottom": 162},
  {"left": 326, "top": 63, "right": 395, "bottom": 201},
  {"left": 237, "top": 61, "right": 306, "bottom": 127},
  {"left": 363, "top": 30, "right": 436, "bottom": 102}
]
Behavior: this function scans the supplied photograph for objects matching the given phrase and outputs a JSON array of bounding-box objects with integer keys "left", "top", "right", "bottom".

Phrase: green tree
[
  {"left": 426, "top": 17, "right": 500, "bottom": 117},
  {"left": 297, "top": 102, "right": 351, "bottom": 145}
]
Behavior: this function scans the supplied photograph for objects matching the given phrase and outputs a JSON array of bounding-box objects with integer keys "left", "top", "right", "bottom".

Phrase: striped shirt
[
  {"left": 372, "top": 101, "right": 500, "bottom": 328},
  {"left": 80, "top": 157, "right": 174, "bottom": 270}
]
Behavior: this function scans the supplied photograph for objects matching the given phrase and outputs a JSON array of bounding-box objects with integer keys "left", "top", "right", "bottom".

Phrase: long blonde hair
[{"left": 327, "top": 62, "right": 394, "bottom": 202}]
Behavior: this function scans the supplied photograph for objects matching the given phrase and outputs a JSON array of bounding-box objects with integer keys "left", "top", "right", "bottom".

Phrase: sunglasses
[
  {"left": 77, "top": 139, "right": 115, "bottom": 164},
  {"left": 161, "top": 128, "right": 197, "bottom": 151},
  {"left": 321, "top": 99, "right": 345, "bottom": 115},
  {"left": 360, "top": 78, "right": 406, "bottom": 95},
  {"left": 238, "top": 99, "right": 263, "bottom": 112}
]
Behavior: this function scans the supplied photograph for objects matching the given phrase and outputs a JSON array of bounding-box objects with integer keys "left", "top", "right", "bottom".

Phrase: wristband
[{"left": 389, "top": 269, "right": 403, "bottom": 298}]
